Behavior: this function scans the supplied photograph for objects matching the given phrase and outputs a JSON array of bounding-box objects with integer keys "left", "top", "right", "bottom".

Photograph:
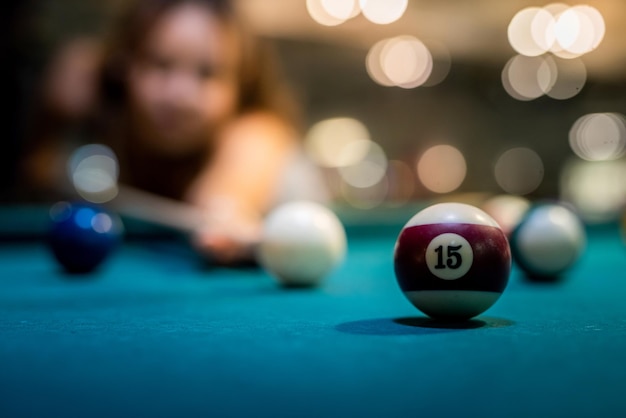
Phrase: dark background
[{"left": 3, "top": 0, "right": 626, "bottom": 202}]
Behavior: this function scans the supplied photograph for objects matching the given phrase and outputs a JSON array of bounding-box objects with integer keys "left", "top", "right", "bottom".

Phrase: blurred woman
[{"left": 22, "top": 0, "right": 322, "bottom": 263}]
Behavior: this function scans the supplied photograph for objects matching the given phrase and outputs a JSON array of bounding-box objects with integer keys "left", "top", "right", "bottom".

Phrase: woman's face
[{"left": 127, "top": 3, "right": 240, "bottom": 155}]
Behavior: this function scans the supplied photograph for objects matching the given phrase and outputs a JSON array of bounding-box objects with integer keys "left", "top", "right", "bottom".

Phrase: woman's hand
[{"left": 190, "top": 198, "right": 262, "bottom": 265}]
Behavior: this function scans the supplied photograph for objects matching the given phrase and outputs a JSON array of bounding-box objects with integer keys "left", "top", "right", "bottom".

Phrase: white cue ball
[
  {"left": 258, "top": 201, "right": 347, "bottom": 287},
  {"left": 510, "top": 203, "right": 586, "bottom": 279}
]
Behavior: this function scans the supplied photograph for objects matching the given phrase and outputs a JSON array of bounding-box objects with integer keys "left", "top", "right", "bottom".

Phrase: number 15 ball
[{"left": 394, "top": 203, "right": 511, "bottom": 320}]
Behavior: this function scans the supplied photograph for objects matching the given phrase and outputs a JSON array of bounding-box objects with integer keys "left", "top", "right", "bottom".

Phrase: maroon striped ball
[{"left": 394, "top": 203, "right": 511, "bottom": 320}]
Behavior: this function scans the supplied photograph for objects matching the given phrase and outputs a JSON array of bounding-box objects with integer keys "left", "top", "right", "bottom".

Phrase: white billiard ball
[
  {"left": 258, "top": 201, "right": 347, "bottom": 287},
  {"left": 510, "top": 203, "right": 586, "bottom": 280}
]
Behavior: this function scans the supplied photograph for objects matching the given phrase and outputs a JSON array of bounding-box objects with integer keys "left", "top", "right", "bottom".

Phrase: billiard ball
[
  {"left": 48, "top": 201, "right": 124, "bottom": 273},
  {"left": 394, "top": 203, "right": 511, "bottom": 320},
  {"left": 258, "top": 201, "right": 347, "bottom": 287},
  {"left": 509, "top": 203, "right": 585, "bottom": 280}
]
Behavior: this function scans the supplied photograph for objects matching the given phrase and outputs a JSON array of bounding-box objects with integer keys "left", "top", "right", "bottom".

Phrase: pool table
[{"left": 1, "top": 205, "right": 626, "bottom": 418}]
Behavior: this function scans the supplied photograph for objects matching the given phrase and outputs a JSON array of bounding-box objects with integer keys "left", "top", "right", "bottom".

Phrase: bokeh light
[
  {"left": 502, "top": 53, "right": 586, "bottom": 101},
  {"left": 543, "top": 1, "right": 570, "bottom": 57},
  {"left": 569, "top": 113, "right": 626, "bottom": 161},
  {"left": 554, "top": 7, "right": 592, "bottom": 55},
  {"left": 576, "top": 5, "right": 605, "bottom": 51},
  {"left": 366, "top": 39, "right": 394, "bottom": 86},
  {"left": 306, "top": 0, "right": 345, "bottom": 26},
  {"left": 339, "top": 158, "right": 415, "bottom": 209},
  {"left": 321, "top": 0, "right": 360, "bottom": 21},
  {"left": 508, "top": 4, "right": 605, "bottom": 58},
  {"left": 417, "top": 145, "right": 466, "bottom": 194},
  {"left": 305, "top": 117, "right": 371, "bottom": 168},
  {"left": 544, "top": 55, "right": 586, "bottom": 99},
  {"left": 340, "top": 176, "right": 389, "bottom": 209},
  {"left": 553, "top": 5, "right": 604, "bottom": 56},
  {"left": 502, "top": 55, "right": 549, "bottom": 101},
  {"left": 544, "top": 3, "right": 570, "bottom": 15},
  {"left": 359, "top": 0, "right": 408, "bottom": 25},
  {"left": 338, "top": 140, "right": 388, "bottom": 188},
  {"left": 494, "top": 147, "right": 544, "bottom": 195},
  {"left": 366, "top": 36, "right": 435, "bottom": 89},
  {"left": 68, "top": 144, "right": 119, "bottom": 203},
  {"left": 381, "top": 36, "right": 432, "bottom": 88},
  {"left": 508, "top": 7, "right": 554, "bottom": 56},
  {"left": 422, "top": 41, "right": 452, "bottom": 87},
  {"left": 561, "top": 158, "right": 626, "bottom": 223}
]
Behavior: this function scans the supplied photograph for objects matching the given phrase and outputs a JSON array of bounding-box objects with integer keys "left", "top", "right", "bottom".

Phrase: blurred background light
[
  {"left": 422, "top": 41, "right": 452, "bottom": 87},
  {"left": 554, "top": 7, "right": 592, "bottom": 55},
  {"left": 340, "top": 176, "right": 388, "bottom": 209},
  {"left": 543, "top": 55, "right": 586, "bottom": 99},
  {"left": 366, "top": 39, "right": 395, "bottom": 86},
  {"left": 68, "top": 144, "right": 119, "bottom": 203},
  {"left": 417, "top": 145, "right": 466, "bottom": 194},
  {"left": 494, "top": 147, "right": 544, "bottom": 195},
  {"left": 380, "top": 36, "right": 432, "bottom": 89},
  {"left": 367, "top": 36, "right": 435, "bottom": 88},
  {"left": 569, "top": 113, "right": 626, "bottom": 161},
  {"left": 554, "top": 5, "right": 604, "bottom": 56},
  {"left": 502, "top": 55, "right": 549, "bottom": 101},
  {"left": 359, "top": 0, "right": 408, "bottom": 25},
  {"left": 508, "top": 7, "right": 553, "bottom": 56},
  {"left": 577, "top": 5, "right": 606, "bottom": 51},
  {"left": 561, "top": 158, "right": 626, "bottom": 223},
  {"left": 502, "top": 53, "right": 586, "bottom": 100},
  {"left": 338, "top": 140, "right": 388, "bottom": 188},
  {"left": 508, "top": 4, "right": 605, "bottom": 58},
  {"left": 307, "top": 0, "right": 345, "bottom": 26},
  {"left": 321, "top": 0, "right": 360, "bottom": 21},
  {"left": 544, "top": 3, "right": 571, "bottom": 56},
  {"left": 305, "top": 117, "right": 371, "bottom": 168}
]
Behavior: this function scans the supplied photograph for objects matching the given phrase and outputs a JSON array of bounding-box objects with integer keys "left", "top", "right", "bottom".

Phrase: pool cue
[
  {"left": 108, "top": 184, "right": 207, "bottom": 233},
  {"left": 66, "top": 179, "right": 260, "bottom": 262},
  {"left": 110, "top": 186, "right": 260, "bottom": 251}
]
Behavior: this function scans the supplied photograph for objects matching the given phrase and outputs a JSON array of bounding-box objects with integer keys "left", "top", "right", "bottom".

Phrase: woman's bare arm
[{"left": 186, "top": 111, "right": 298, "bottom": 262}]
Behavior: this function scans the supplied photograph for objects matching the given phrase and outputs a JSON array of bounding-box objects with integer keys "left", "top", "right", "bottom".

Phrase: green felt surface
[{"left": 1, "top": 221, "right": 626, "bottom": 418}]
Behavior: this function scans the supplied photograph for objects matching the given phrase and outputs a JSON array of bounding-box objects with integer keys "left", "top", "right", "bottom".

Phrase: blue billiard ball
[{"left": 48, "top": 202, "right": 124, "bottom": 273}]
